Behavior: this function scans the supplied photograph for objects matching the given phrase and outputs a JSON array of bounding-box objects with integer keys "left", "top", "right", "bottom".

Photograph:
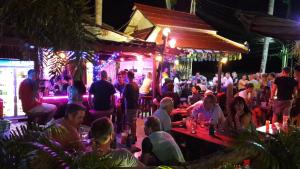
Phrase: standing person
[
  {"left": 249, "top": 74, "right": 260, "bottom": 91},
  {"left": 267, "top": 72, "right": 276, "bottom": 88},
  {"left": 139, "top": 72, "right": 152, "bottom": 96},
  {"left": 19, "top": 69, "right": 57, "bottom": 124},
  {"left": 67, "top": 80, "right": 86, "bottom": 105},
  {"left": 232, "top": 72, "right": 238, "bottom": 86},
  {"left": 292, "top": 65, "right": 300, "bottom": 126},
  {"left": 114, "top": 72, "right": 126, "bottom": 133},
  {"left": 123, "top": 71, "right": 139, "bottom": 141},
  {"left": 222, "top": 72, "right": 233, "bottom": 90},
  {"left": 141, "top": 116, "right": 185, "bottom": 166},
  {"left": 270, "top": 67, "right": 297, "bottom": 123},
  {"left": 89, "top": 70, "right": 116, "bottom": 118},
  {"left": 238, "top": 74, "right": 248, "bottom": 91},
  {"left": 173, "top": 73, "right": 181, "bottom": 95}
]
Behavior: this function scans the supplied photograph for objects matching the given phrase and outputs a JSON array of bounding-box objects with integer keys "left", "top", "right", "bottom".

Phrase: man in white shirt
[
  {"left": 236, "top": 83, "right": 256, "bottom": 107},
  {"left": 222, "top": 72, "right": 233, "bottom": 88},
  {"left": 140, "top": 72, "right": 152, "bottom": 95},
  {"left": 187, "top": 94, "right": 225, "bottom": 127}
]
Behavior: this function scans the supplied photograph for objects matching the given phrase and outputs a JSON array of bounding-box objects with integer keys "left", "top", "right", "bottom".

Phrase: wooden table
[
  {"left": 171, "top": 109, "right": 188, "bottom": 116},
  {"left": 171, "top": 127, "right": 232, "bottom": 147}
]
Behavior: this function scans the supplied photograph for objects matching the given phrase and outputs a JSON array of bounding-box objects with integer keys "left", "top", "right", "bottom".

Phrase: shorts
[
  {"left": 273, "top": 100, "right": 293, "bottom": 116},
  {"left": 125, "top": 109, "right": 137, "bottom": 126}
]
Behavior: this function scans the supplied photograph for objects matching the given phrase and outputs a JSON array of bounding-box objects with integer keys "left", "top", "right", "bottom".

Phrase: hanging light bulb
[
  {"left": 169, "top": 39, "right": 177, "bottom": 48},
  {"left": 162, "top": 27, "right": 171, "bottom": 37}
]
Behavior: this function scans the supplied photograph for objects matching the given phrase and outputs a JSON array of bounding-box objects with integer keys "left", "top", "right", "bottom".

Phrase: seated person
[
  {"left": 90, "top": 117, "right": 144, "bottom": 168},
  {"left": 139, "top": 72, "right": 152, "bottom": 95},
  {"left": 225, "top": 96, "right": 255, "bottom": 133},
  {"left": 187, "top": 94, "right": 225, "bottom": 128},
  {"left": 153, "top": 97, "right": 174, "bottom": 132},
  {"left": 189, "top": 85, "right": 202, "bottom": 105},
  {"left": 236, "top": 83, "right": 256, "bottom": 108},
  {"left": 141, "top": 116, "right": 185, "bottom": 166},
  {"left": 53, "top": 104, "right": 86, "bottom": 152},
  {"left": 19, "top": 69, "right": 57, "bottom": 124}
]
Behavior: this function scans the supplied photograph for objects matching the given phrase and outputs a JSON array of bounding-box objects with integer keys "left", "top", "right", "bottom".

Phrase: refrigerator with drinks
[{"left": 0, "top": 60, "right": 34, "bottom": 117}]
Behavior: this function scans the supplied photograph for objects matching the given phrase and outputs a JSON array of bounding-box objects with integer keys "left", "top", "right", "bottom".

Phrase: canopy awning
[
  {"left": 124, "top": 3, "right": 248, "bottom": 53},
  {"left": 237, "top": 11, "right": 300, "bottom": 41}
]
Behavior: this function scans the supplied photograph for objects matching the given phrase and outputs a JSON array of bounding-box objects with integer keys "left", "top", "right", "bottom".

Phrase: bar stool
[{"left": 138, "top": 96, "right": 153, "bottom": 118}]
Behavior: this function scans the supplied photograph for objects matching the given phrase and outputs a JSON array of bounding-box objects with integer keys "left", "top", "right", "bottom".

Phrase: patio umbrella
[{"left": 237, "top": 11, "right": 300, "bottom": 40}]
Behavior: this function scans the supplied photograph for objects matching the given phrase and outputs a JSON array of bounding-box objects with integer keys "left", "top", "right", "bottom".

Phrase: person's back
[
  {"left": 124, "top": 81, "right": 139, "bottom": 109},
  {"left": 19, "top": 78, "right": 40, "bottom": 112},
  {"left": 147, "top": 131, "right": 185, "bottom": 164},
  {"left": 104, "top": 148, "right": 142, "bottom": 167},
  {"left": 89, "top": 79, "right": 115, "bottom": 111},
  {"left": 153, "top": 108, "right": 171, "bottom": 132},
  {"left": 140, "top": 77, "right": 152, "bottom": 95},
  {"left": 275, "top": 76, "right": 297, "bottom": 101}
]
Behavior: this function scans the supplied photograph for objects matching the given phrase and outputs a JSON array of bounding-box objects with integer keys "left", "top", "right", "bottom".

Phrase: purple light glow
[{"left": 42, "top": 95, "right": 89, "bottom": 101}]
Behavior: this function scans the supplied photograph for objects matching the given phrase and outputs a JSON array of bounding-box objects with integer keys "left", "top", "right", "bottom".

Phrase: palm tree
[{"left": 0, "top": 0, "right": 98, "bottom": 79}]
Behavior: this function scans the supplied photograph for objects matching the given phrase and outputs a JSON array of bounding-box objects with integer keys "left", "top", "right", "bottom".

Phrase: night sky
[{"left": 94, "top": 0, "right": 300, "bottom": 77}]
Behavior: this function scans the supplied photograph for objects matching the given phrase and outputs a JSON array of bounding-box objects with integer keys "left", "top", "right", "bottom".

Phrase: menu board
[{"left": 0, "top": 68, "right": 15, "bottom": 117}]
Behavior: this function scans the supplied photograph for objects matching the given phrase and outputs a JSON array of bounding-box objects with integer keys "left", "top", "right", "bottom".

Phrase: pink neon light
[{"left": 42, "top": 95, "right": 89, "bottom": 100}]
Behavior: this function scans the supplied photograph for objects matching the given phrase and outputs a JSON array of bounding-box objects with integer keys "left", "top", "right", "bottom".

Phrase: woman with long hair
[
  {"left": 225, "top": 96, "right": 254, "bottom": 132},
  {"left": 67, "top": 80, "right": 86, "bottom": 105}
]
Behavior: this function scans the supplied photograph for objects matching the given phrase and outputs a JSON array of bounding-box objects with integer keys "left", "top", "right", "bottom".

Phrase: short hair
[
  {"left": 246, "top": 83, "right": 254, "bottom": 89},
  {"left": 159, "top": 97, "right": 174, "bottom": 110},
  {"left": 145, "top": 116, "right": 161, "bottom": 132},
  {"left": 269, "top": 72, "right": 276, "bottom": 78},
  {"left": 65, "top": 104, "right": 86, "bottom": 118},
  {"left": 295, "top": 65, "right": 300, "bottom": 72},
  {"left": 28, "top": 69, "right": 35, "bottom": 76},
  {"left": 73, "top": 80, "right": 86, "bottom": 95},
  {"left": 204, "top": 94, "right": 217, "bottom": 105},
  {"left": 90, "top": 117, "right": 113, "bottom": 144},
  {"left": 100, "top": 70, "right": 108, "bottom": 79},
  {"left": 282, "top": 67, "right": 291, "bottom": 74},
  {"left": 127, "top": 71, "right": 134, "bottom": 80},
  {"left": 194, "top": 85, "right": 201, "bottom": 92}
]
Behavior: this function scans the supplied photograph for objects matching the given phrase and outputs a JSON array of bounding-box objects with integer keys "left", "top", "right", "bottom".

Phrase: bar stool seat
[{"left": 138, "top": 96, "right": 153, "bottom": 118}]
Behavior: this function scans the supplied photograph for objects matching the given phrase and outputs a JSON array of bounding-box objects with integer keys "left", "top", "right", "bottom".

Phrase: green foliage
[
  {"left": 234, "top": 127, "right": 300, "bottom": 169},
  {"left": 0, "top": 0, "right": 98, "bottom": 79},
  {"left": 0, "top": 123, "right": 113, "bottom": 169}
]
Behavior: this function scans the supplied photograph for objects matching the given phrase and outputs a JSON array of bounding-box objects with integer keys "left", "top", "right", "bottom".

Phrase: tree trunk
[
  {"left": 165, "top": 0, "right": 171, "bottom": 9},
  {"left": 95, "top": 0, "right": 102, "bottom": 25},
  {"left": 260, "top": 0, "right": 275, "bottom": 73}
]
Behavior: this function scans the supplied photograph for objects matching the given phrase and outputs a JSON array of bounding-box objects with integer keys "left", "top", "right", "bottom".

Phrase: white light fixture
[
  {"left": 155, "top": 55, "right": 163, "bottom": 62},
  {"left": 174, "top": 59, "right": 179, "bottom": 65},
  {"left": 120, "top": 58, "right": 124, "bottom": 62},
  {"left": 136, "top": 55, "right": 143, "bottom": 61},
  {"left": 169, "top": 39, "right": 177, "bottom": 48},
  {"left": 162, "top": 27, "right": 171, "bottom": 37},
  {"left": 220, "top": 57, "right": 228, "bottom": 64}
]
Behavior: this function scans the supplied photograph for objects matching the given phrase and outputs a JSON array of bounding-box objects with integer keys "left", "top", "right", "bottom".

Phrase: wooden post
[
  {"left": 152, "top": 56, "right": 157, "bottom": 98},
  {"left": 217, "top": 62, "right": 222, "bottom": 93}
]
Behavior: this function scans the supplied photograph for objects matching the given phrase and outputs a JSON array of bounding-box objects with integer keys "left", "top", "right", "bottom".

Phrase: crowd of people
[{"left": 17, "top": 65, "right": 300, "bottom": 167}]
